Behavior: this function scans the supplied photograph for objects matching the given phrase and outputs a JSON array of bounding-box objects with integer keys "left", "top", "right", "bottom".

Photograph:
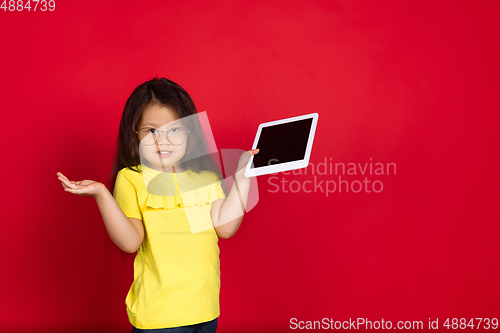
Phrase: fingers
[
  {"left": 242, "top": 148, "right": 259, "bottom": 160},
  {"left": 57, "top": 172, "right": 82, "bottom": 190},
  {"left": 237, "top": 148, "right": 259, "bottom": 171},
  {"left": 57, "top": 172, "right": 69, "bottom": 187},
  {"left": 57, "top": 172, "right": 71, "bottom": 184},
  {"left": 57, "top": 172, "right": 89, "bottom": 196},
  {"left": 58, "top": 176, "right": 77, "bottom": 189},
  {"left": 64, "top": 187, "right": 85, "bottom": 196}
]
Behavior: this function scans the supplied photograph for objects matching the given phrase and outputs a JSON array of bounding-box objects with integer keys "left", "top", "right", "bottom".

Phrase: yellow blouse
[{"left": 113, "top": 164, "right": 226, "bottom": 329}]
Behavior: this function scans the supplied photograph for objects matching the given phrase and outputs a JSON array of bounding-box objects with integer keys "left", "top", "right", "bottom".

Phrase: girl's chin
[{"left": 141, "top": 153, "right": 183, "bottom": 167}]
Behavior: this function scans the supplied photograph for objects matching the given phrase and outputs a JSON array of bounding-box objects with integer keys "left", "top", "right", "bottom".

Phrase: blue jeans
[{"left": 131, "top": 317, "right": 218, "bottom": 333}]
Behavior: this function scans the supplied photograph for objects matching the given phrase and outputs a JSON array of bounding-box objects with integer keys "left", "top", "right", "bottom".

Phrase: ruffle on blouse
[{"left": 136, "top": 181, "right": 223, "bottom": 211}]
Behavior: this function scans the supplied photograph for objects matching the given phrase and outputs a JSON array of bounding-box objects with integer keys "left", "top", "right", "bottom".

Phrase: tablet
[{"left": 244, "top": 113, "right": 319, "bottom": 177}]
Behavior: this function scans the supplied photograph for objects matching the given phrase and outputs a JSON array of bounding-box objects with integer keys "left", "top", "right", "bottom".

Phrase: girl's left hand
[{"left": 236, "top": 148, "right": 260, "bottom": 175}]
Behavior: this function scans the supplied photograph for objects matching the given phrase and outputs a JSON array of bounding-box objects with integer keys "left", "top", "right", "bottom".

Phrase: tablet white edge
[{"left": 244, "top": 113, "right": 319, "bottom": 178}]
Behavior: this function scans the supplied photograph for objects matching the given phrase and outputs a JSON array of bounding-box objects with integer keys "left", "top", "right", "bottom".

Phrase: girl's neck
[{"left": 143, "top": 161, "right": 187, "bottom": 173}]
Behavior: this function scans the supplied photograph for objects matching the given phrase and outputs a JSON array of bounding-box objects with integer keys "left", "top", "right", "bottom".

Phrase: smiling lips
[{"left": 157, "top": 150, "right": 172, "bottom": 156}]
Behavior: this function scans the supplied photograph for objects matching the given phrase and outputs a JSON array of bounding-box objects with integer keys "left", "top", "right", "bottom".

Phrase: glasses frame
[{"left": 135, "top": 127, "right": 191, "bottom": 146}]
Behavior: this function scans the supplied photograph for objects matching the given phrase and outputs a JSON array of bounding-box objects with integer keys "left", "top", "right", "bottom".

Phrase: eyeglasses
[{"left": 135, "top": 127, "right": 190, "bottom": 146}]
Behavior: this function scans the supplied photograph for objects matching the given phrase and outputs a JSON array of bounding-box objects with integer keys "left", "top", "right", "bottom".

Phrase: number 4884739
[
  {"left": 443, "top": 318, "right": 498, "bottom": 330},
  {"left": 1, "top": 0, "right": 56, "bottom": 11}
]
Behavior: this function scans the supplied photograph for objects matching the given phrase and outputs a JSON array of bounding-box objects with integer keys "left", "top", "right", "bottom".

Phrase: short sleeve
[
  {"left": 113, "top": 170, "right": 143, "bottom": 220},
  {"left": 213, "top": 175, "right": 227, "bottom": 201}
]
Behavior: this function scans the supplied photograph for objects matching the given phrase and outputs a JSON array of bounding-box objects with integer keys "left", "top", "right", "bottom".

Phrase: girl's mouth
[{"left": 157, "top": 150, "right": 172, "bottom": 157}]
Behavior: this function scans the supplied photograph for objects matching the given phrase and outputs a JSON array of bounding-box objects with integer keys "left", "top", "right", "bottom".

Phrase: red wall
[{"left": 2, "top": 1, "right": 499, "bottom": 332}]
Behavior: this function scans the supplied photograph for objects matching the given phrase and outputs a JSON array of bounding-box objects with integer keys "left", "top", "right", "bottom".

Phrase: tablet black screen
[{"left": 250, "top": 118, "right": 312, "bottom": 169}]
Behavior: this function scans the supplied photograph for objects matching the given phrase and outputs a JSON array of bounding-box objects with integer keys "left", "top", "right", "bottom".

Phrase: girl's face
[{"left": 136, "top": 104, "right": 188, "bottom": 172}]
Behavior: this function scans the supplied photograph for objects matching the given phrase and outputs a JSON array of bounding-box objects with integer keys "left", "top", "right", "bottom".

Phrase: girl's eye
[
  {"left": 147, "top": 128, "right": 157, "bottom": 133},
  {"left": 170, "top": 127, "right": 180, "bottom": 133}
]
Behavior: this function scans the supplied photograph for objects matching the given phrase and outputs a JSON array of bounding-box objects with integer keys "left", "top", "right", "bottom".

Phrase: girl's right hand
[{"left": 57, "top": 172, "right": 106, "bottom": 198}]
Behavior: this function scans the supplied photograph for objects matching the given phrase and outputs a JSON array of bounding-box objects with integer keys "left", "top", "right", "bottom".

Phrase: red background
[{"left": 1, "top": 1, "right": 499, "bottom": 332}]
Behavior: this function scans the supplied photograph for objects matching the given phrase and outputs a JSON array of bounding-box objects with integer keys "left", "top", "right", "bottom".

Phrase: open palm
[{"left": 57, "top": 172, "right": 105, "bottom": 198}]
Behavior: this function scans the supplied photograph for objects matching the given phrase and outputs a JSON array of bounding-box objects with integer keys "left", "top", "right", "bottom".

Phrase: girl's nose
[{"left": 157, "top": 131, "right": 171, "bottom": 145}]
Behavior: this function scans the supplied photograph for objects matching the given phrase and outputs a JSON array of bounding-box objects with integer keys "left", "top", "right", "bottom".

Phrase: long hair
[
  {"left": 108, "top": 77, "right": 227, "bottom": 194},
  {"left": 106, "top": 77, "right": 227, "bottom": 260}
]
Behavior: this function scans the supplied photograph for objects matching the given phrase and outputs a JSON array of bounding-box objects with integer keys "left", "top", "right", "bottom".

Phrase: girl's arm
[
  {"left": 94, "top": 187, "right": 144, "bottom": 253},
  {"left": 211, "top": 149, "right": 258, "bottom": 239},
  {"left": 57, "top": 172, "right": 144, "bottom": 253}
]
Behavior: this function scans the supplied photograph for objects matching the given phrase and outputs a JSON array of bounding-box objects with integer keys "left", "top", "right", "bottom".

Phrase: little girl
[{"left": 56, "top": 77, "right": 259, "bottom": 333}]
